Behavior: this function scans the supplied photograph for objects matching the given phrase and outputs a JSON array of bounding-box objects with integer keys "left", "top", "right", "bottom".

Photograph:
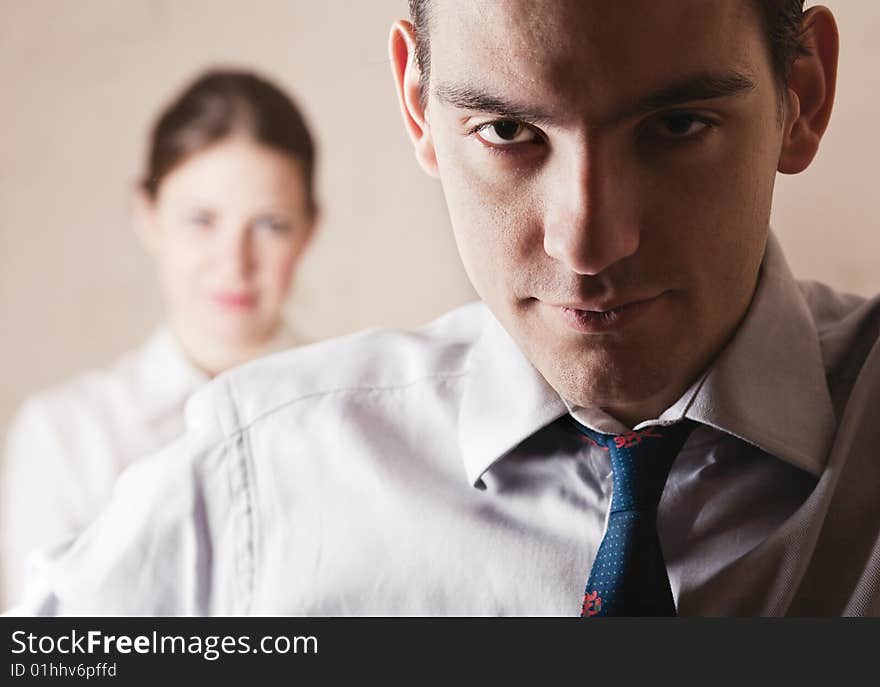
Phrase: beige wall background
[{"left": 1, "top": 0, "right": 878, "bottom": 441}]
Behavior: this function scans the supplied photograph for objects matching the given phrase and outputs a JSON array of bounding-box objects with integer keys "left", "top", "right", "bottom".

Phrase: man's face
[{"left": 424, "top": 0, "right": 787, "bottom": 422}]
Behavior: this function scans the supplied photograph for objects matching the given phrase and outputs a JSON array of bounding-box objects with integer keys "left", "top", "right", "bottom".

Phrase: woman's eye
[
  {"left": 187, "top": 211, "right": 215, "bottom": 228},
  {"left": 253, "top": 217, "right": 289, "bottom": 233},
  {"left": 652, "top": 113, "right": 712, "bottom": 140},
  {"left": 475, "top": 120, "right": 538, "bottom": 146}
]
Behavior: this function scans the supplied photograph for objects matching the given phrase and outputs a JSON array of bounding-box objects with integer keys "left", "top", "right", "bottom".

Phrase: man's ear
[
  {"left": 132, "top": 188, "right": 159, "bottom": 255},
  {"left": 778, "top": 6, "right": 839, "bottom": 174},
  {"left": 389, "top": 20, "right": 439, "bottom": 177}
]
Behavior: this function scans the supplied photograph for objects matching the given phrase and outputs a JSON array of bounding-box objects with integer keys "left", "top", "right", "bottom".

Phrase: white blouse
[{"left": 0, "top": 326, "right": 297, "bottom": 608}]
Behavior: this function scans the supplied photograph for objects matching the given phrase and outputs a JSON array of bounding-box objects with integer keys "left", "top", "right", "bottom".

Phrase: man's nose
[{"left": 542, "top": 148, "right": 640, "bottom": 275}]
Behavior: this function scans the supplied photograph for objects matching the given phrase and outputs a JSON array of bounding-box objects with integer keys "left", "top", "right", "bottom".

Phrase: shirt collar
[
  {"left": 137, "top": 327, "right": 209, "bottom": 408},
  {"left": 458, "top": 310, "right": 568, "bottom": 487},
  {"left": 672, "top": 231, "right": 835, "bottom": 476},
  {"left": 458, "top": 231, "right": 835, "bottom": 486}
]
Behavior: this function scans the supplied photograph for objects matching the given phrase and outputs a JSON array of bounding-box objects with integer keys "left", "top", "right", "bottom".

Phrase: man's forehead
[{"left": 428, "top": 0, "right": 766, "bottom": 117}]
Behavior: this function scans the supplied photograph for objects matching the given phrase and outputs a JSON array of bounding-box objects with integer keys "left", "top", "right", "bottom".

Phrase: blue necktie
[{"left": 570, "top": 419, "right": 695, "bottom": 617}]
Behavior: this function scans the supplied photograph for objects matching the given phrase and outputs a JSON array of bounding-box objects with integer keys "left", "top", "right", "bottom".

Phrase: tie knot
[{"left": 571, "top": 419, "right": 694, "bottom": 513}]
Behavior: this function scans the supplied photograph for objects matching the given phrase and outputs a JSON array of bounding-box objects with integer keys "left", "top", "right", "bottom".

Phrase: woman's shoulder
[
  {"left": 6, "top": 329, "right": 195, "bottom": 447},
  {"left": 17, "top": 338, "right": 147, "bottom": 416}
]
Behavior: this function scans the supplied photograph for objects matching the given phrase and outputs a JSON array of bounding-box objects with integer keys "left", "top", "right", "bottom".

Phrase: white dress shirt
[
  {"left": 12, "top": 234, "right": 880, "bottom": 616},
  {"left": 1, "top": 326, "right": 298, "bottom": 609}
]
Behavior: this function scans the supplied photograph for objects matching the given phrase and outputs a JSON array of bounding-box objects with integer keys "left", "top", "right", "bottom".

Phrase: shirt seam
[
  {"left": 215, "top": 377, "right": 256, "bottom": 615},
  {"left": 239, "top": 420, "right": 256, "bottom": 615},
  {"left": 229, "top": 369, "right": 472, "bottom": 437},
  {"left": 214, "top": 369, "right": 471, "bottom": 613}
]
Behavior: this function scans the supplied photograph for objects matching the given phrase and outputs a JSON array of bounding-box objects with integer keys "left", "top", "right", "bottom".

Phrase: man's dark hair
[{"left": 408, "top": 0, "right": 809, "bottom": 106}]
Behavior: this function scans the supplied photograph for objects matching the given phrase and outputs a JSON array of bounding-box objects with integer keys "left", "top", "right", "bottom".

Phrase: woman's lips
[{"left": 211, "top": 292, "right": 257, "bottom": 309}]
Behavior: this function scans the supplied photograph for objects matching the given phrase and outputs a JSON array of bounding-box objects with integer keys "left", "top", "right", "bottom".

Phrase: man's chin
[{"left": 535, "top": 347, "right": 672, "bottom": 412}]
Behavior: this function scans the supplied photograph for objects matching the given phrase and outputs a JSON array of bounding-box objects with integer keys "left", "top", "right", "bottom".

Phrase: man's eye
[
  {"left": 475, "top": 120, "right": 538, "bottom": 146},
  {"left": 652, "top": 113, "right": 712, "bottom": 139}
]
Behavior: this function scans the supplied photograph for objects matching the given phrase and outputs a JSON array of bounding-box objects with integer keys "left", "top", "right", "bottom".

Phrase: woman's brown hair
[{"left": 141, "top": 69, "right": 317, "bottom": 213}]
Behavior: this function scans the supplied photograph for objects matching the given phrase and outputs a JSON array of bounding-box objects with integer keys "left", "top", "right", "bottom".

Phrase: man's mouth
[{"left": 547, "top": 293, "right": 666, "bottom": 334}]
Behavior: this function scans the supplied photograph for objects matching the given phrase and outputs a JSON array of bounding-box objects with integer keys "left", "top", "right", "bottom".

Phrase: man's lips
[{"left": 544, "top": 293, "right": 667, "bottom": 333}]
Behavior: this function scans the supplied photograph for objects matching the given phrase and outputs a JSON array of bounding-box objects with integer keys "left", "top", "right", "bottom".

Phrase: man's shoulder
[
  {"left": 797, "top": 280, "right": 875, "bottom": 331},
  {"left": 190, "top": 301, "right": 490, "bottom": 436},
  {"left": 798, "top": 280, "right": 880, "bottom": 380}
]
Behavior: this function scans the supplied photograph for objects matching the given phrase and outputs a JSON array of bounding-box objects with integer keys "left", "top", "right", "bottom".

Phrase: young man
[{"left": 15, "top": 0, "right": 880, "bottom": 616}]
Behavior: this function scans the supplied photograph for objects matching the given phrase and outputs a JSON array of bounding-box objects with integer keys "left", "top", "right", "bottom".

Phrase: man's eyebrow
[
  {"left": 615, "top": 70, "right": 758, "bottom": 120},
  {"left": 433, "top": 70, "right": 756, "bottom": 126},
  {"left": 433, "top": 83, "right": 556, "bottom": 125}
]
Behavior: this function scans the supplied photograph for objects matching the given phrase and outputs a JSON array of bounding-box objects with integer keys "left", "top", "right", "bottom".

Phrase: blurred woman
[{"left": 1, "top": 69, "right": 318, "bottom": 606}]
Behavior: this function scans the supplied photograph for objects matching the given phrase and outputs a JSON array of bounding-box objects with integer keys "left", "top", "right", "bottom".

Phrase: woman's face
[{"left": 141, "top": 135, "right": 315, "bottom": 349}]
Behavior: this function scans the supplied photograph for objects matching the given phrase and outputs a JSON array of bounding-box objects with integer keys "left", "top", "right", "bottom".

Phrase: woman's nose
[{"left": 219, "top": 225, "right": 255, "bottom": 280}]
